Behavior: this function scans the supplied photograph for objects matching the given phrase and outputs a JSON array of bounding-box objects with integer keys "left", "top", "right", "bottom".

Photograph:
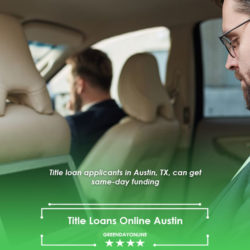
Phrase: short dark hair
[
  {"left": 214, "top": 0, "right": 250, "bottom": 15},
  {"left": 68, "top": 48, "right": 112, "bottom": 92},
  {"left": 214, "top": 0, "right": 224, "bottom": 7}
]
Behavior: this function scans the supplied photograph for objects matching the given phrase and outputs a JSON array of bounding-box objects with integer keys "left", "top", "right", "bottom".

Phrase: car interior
[{"left": 0, "top": 0, "right": 249, "bottom": 248}]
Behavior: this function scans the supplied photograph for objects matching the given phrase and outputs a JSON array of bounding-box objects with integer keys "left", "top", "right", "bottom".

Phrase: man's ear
[{"left": 75, "top": 76, "right": 86, "bottom": 94}]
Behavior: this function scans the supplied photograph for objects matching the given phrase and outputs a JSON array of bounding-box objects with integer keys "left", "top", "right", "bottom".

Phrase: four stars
[{"left": 105, "top": 239, "right": 144, "bottom": 247}]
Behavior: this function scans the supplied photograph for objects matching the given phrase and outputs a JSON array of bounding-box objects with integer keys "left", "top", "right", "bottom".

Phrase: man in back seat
[{"left": 66, "top": 48, "right": 126, "bottom": 167}]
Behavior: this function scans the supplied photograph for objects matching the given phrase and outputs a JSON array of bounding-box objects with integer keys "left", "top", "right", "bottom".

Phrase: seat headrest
[
  {"left": 0, "top": 14, "right": 53, "bottom": 116},
  {"left": 118, "top": 53, "right": 174, "bottom": 122},
  {"left": 0, "top": 104, "right": 70, "bottom": 164}
]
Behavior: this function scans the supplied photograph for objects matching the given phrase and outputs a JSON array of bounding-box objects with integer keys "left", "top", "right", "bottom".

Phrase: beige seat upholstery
[
  {"left": 78, "top": 53, "right": 180, "bottom": 203},
  {"left": 0, "top": 14, "right": 70, "bottom": 164},
  {"left": 0, "top": 104, "right": 70, "bottom": 164},
  {"left": 0, "top": 15, "right": 83, "bottom": 248},
  {"left": 0, "top": 14, "right": 53, "bottom": 116}
]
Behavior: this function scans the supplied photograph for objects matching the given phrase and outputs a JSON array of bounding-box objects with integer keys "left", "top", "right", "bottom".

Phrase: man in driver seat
[{"left": 66, "top": 48, "right": 126, "bottom": 167}]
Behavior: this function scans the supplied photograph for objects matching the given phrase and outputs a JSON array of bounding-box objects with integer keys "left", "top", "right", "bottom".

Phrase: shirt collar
[{"left": 81, "top": 101, "right": 99, "bottom": 112}]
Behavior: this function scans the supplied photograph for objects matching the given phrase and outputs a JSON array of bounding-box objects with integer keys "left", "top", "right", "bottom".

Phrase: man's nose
[{"left": 225, "top": 54, "right": 238, "bottom": 70}]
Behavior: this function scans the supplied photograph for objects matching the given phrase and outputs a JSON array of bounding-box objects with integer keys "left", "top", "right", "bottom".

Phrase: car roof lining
[{"left": 2, "top": 0, "right": 221, "bottom": 47}]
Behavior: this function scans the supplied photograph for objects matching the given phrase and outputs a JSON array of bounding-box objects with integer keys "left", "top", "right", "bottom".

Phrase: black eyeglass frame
[{"left": 219, "top": 18, "right": 250, "bottom": 58}]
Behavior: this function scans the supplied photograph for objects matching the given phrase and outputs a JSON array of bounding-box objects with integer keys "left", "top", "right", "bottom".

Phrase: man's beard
[
  {"left": 73, "top": 91, "right": 83, "bottom": 113},
  {"left": 246, "top": 86, "right": 250, "bottom": 110},
  {"left": 244, "top": 70, "right": 250, "bottom": 110},
  {"left": 67, "top": 90, "right": 83, "bottom": 113}
]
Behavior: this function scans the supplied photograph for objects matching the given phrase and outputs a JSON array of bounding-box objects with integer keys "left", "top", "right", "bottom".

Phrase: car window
[
  {"left": 201, "top": 18, "right": 250, "bottom": 117},
  {"left": 47, "top": 26, "right": 170, "bottom": 116},
  {"left": 29, "top": 41, "right": 61, "bottom": 62},
  {"left": 28, "top": 41, "right": 66, "bottom": 77}
]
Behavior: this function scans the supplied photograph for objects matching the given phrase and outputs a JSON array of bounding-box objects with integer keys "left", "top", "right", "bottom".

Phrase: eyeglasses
[{"left": 219, "top": 19, "right": 250, "bottom": 58}]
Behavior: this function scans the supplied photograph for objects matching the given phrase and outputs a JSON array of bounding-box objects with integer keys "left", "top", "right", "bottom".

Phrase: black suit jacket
[{"left": 66, "top": 99, "right": 126, "bottom": 167}]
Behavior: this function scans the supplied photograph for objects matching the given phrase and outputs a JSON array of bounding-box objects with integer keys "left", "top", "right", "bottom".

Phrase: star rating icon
[
  {"left": 117, "top": 239, "right": 124, "bottom": 247},
  {"left": 105, "top": 238, "right": 144, "bottom": 247},
  {"left": 106, "top": 239, "right": 113, "bottom": 247},
  {"left": 137, "top": 239, "right": 144, "bottom": 247},
  {"left": 127, "top": 239, "right": 134, "bottom": 247}
]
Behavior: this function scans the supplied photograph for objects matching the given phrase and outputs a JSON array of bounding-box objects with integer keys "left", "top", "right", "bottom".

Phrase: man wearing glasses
[
  {"left": 218, "top": 0, "right": 250, "bottom": 109},
  {"left": 200, "top": 1, "right": 250, "bottom": 248}
]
